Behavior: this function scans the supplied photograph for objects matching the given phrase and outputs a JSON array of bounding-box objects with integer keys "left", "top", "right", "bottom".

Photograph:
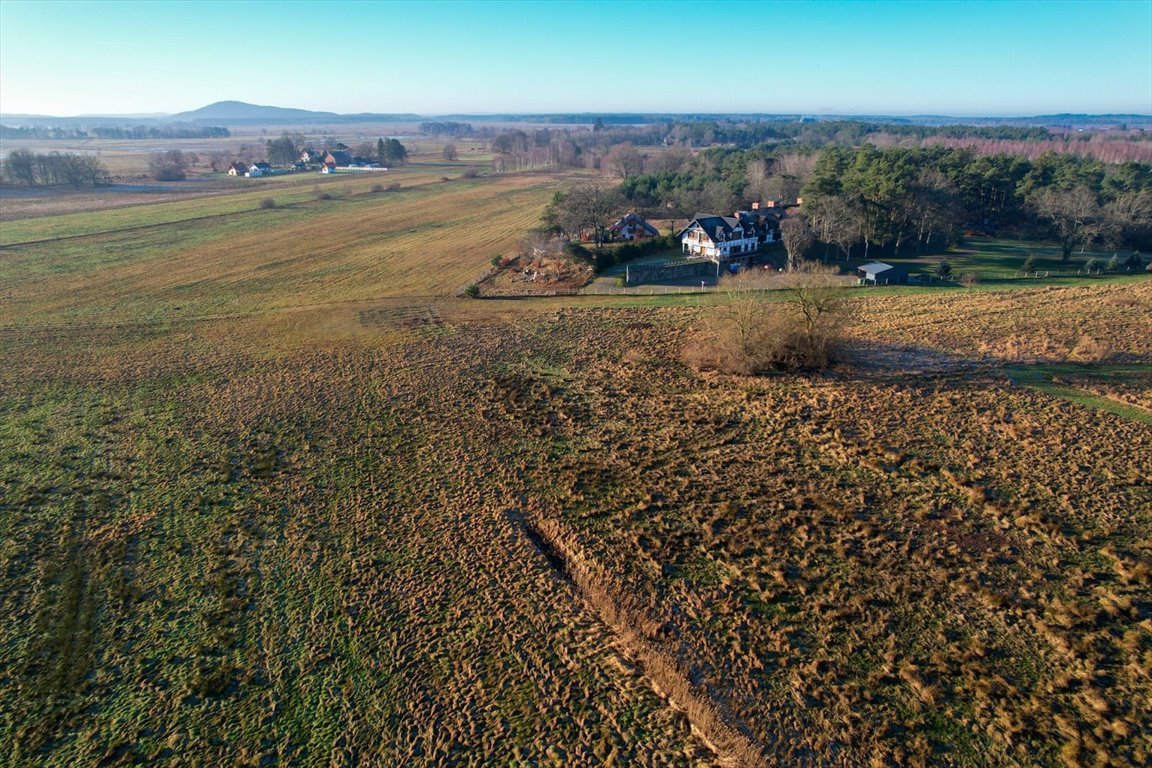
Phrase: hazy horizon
[{"left": 1, "top": 0, "right": 1150, "bottom": 118}]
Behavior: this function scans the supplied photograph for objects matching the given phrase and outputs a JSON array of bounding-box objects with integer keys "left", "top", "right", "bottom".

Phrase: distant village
[{"left": 226, "top": 148, "right": 389, "bottom": 177}]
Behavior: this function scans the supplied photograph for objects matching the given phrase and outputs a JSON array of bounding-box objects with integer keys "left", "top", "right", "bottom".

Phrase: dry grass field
[{"left": 1, "top": 164, "right": 1150, "bottom": 766}]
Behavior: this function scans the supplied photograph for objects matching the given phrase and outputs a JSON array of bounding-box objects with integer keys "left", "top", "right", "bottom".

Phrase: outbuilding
[{"left": 858, "top": 262, "right": 909, "bottom": 285}]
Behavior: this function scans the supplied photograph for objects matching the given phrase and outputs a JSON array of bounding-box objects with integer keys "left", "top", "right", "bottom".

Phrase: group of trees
[
  {"left": 262, "top": 134, "right": 408, "bottom": 167},
  {"left": 419, "top": 121, "right": 473, "bottom": 137},
  {"left": 148, "top": 150, "right": 192, "bottom": 181},
  {"left": 615, "top": 141, "right": 1152, "bottom": 260},
  {"left": 541, "top": 185, "right": 622, "bottom": 246},
  {"left": 3, "top": 148, "right": 110, "bottom": 187},
  {"left": 801, "top": 146, "right": 1152, "bottom": 261},
  {"left": 0, "top": 124, "right": 229, "bottom": 140}
]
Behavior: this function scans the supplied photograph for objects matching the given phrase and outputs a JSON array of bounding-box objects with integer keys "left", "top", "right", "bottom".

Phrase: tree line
[
  {"left": 0, "top": 124, "right": 229, "bottom": 140},
  {"left": 800, "top": 146, "right": 1152, "bottom": 261},
  {"left": 613, "top": 143, "right": 1152, "bottom": 260},
  {"left": 2, "top": 149, "right": 110, "bottom": 187},
  {"left": 486, "top": 119, "right": 1150, "bottom": 177},
  {"left": 419, "top": 121, "right": 473, "bottom": 137}
]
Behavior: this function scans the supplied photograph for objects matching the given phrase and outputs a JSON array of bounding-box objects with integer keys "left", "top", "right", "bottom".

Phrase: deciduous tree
[
  {"left": 780, "top": 213, "right": 814, "bottom": 272},
  {"left": 265, "top": 134, "right": 298, "bottom": 166},
  {"left": 149, "top": 150, "right": 188, "bottom": 181},
  {"left": 1030, "top": 185, "right": 1105, "bottom": 263}
]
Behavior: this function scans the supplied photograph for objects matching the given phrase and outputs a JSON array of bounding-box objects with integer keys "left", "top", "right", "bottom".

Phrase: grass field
[{"left": 2, "top": 163, "right": 1150, "bottom": 766}]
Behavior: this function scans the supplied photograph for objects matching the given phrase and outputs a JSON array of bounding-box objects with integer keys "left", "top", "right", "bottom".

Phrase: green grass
[
  {"left": 836, "top": 236, "right": 1146, "bottom": 285},
  {"left": 1004, "top": 363, "right": 1152, "bottom": 425}
]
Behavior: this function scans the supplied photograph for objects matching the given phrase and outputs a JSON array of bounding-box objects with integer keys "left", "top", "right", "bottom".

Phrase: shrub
[
  {"left": 461, "top": 169, "right": 480, "bottom": 179},
  {"left": 370, "top": 183, "right": 384, "bottom": 193},
  {"left": 490, "top": 254, "right": 502, "bottom": 267},
  {"left": 314, "top": 186, "right": 332, "bottom": 200},
  {"left": 1083, "top": 258, "right": 1099, "bottom": 274},
  {"left": 464, "top": 284, "right": 480, "bottom": 298},
  {"left": 386, "top": 183, "right": 401, "bottom": 192},
  {"left": 1105, "top": 255, "right": 1120, "bottom": 272},
  {"left": 683, "top": 265, "right": 846, "bottom": 374},
  {"left": 935, "top": 258, "right": 953, "bottom": 279},
  {"left": 1022, "top": 253, "right": 1036, "bottom": 273},
  {"left": 259, "top": 198, "right": 276, "bottom": 209}
]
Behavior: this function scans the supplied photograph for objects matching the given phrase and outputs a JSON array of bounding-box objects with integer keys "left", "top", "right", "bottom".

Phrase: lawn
[{"left": 840, "top": 236, "right": 1142, "bottom": 283}]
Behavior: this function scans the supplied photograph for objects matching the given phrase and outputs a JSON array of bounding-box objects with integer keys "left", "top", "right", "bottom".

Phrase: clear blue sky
[{"left": 1, "top": 0, "right": 1149, "bottom": 117}]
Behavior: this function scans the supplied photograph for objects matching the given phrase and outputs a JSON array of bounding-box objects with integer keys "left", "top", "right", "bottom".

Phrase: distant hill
[
  {"left": 166, "top": 101, "right": 422, "bottom": 125},
  {"left": 168, "top": 101, "right": 339, "bottom": 124}
]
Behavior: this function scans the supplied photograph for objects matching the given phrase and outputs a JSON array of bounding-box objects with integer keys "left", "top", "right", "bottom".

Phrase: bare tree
[
  {"left": 606, "top": 143, "right": 644, "bottom": 179},
  {"left": 1031, "top": 186, "right": 1104, "bottom": 263},
  {"left": 3, "top": 148, "right": 37, "bottom": 185},
  {"left": 780, "top": 213, "right": 814, "bottom": 272},
  {"left": 149, "top": 150, "right": 188, "bottom": 181},
  {"left": 772, "top": 153, "right": 818, "bottom": 204},
  {"left": 442, "top": 143, "right": 458, "bottom": 161},
  {"left": 553, "top": 184, "right": 621, "bottom": 247},
  {"left": 809, "top": 195, "right": 862, "bottom": 260},
  {"left": 684, "top": 264, "right": 847, "bottom": 374},
  {"left": 647, "top": 146, "right": 692, "bottom": 175},
  {"left": 785, "top": 261, "right": 848, "bottom": 362}
]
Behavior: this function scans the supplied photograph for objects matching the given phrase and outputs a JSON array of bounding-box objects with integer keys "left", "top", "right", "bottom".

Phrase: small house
[
  {"left": 858, "top": 262, "right": 909, "bottom": 285},
  {"left": 610, "top": 213, "right": 661, "bottom": 241},
  {"left": 226, "top": 162, "right": 247, "bottom": 176}
]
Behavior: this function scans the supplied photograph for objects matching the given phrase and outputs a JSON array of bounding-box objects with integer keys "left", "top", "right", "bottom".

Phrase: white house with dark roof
[
  {"left": 678, "top": 211, "right": 777, "bottom": 260},
  {"left": 610, "top": 213, "right": 661, "bottom": 241}
]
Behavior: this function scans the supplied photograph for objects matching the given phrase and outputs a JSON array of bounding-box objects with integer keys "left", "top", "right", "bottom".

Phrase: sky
[{"left": 0, "top": 0, "right": 1149, "bottom": 117}]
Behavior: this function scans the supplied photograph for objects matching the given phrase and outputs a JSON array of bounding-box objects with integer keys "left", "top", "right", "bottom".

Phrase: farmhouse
[
  {"left": 678, "top": 209, "right": 779, "bottom": 260},
  {"left": 858, "top": 262, "right": 909, "bottom": 285},
  {"left": 298, "top": 148, "right": 319, "bottom": 163},
  {"left": 226, "top": 162, "right": 247, "bottom": 176},
  {"left": 325, "top": 150, "right": 353, "bottom": 168},
  {"left": 610, "top": 213, "right": 661, "bottom": 241},
  {"left": 246, "top": 162, "right": 272, "bottom": 177}
]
